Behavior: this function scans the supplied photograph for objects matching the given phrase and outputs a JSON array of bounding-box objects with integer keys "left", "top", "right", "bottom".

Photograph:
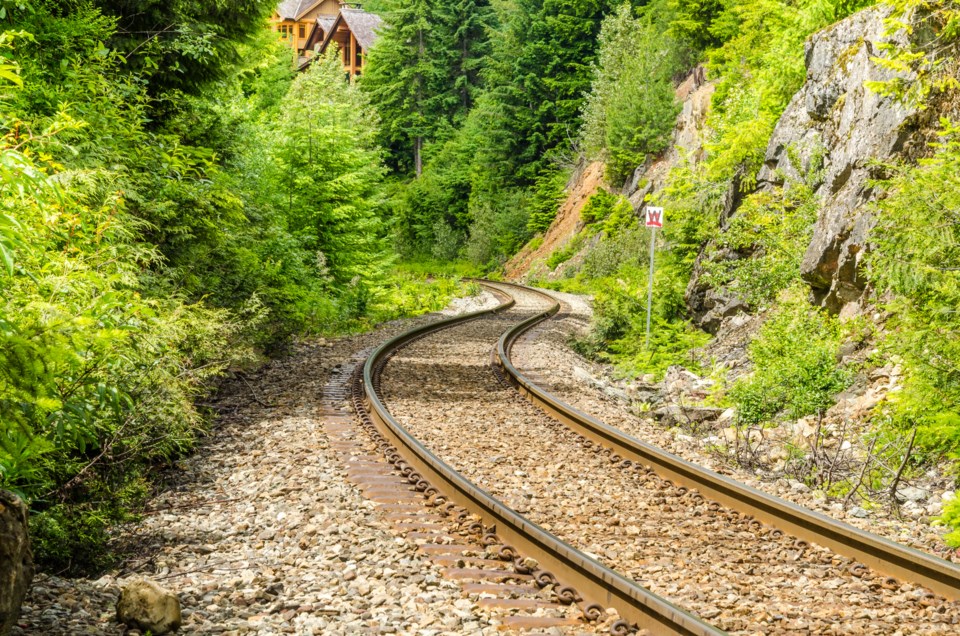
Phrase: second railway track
[{"left": 358, "top": 281, "right": 960, "bottom": 634}]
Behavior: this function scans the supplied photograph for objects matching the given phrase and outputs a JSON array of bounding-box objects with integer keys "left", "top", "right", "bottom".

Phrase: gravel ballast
[
  {"left": 380, "top": 285, "right": 960, "bottom": 635},
  {"left": 15, "top": 292, "right": 569, "bottom": 636}
]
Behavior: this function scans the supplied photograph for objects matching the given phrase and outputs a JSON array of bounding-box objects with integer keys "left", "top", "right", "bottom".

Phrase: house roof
[
  {"left": 299, "top": 14, "right": 338, "bottom": 61},
  {"left": 276, "top": 0, "right": 325, "bottom": 21},
  {"left": 300, "top": 6, "right": 383, "bottom": 71},
  {"left": 316, "top": 15, "right": 336, "bottom": 36},
  {"left": 338, "top": 8, "right": 383, "bottom": 51}
]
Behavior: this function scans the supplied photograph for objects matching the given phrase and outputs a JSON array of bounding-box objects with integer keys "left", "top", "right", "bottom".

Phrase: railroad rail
[
  {"left": 356, "top": 283, "right": 721, "bottom": 635},
  {"left": 355, "top": 279, "right": 960, "bottom": 634},
  {"left": 489, "top": 280, "right": 960, "bottom": 602}
]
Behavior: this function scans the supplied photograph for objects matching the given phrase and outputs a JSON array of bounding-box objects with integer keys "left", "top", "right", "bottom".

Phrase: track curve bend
[
  {"left": 358, "top": 282, "right": 718, "bottom": 635},
  {"left": 359, "top": 280, "right": 960, "bottom": 635}
]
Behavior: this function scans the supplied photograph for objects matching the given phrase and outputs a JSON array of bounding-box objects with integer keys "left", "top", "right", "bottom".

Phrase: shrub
[
  {"left": 700, "top": 146, "right": 823, "bottom": 308},
  {"left": 527, "top": 169, "right": 570, "bottom": 234},
  {"left": 730, "top": 288, "right": 852, "bottom": 425}
]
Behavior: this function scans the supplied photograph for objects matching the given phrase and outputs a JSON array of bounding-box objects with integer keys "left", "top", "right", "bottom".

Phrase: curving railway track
[{"left": 352, "top": 281, "right": 960, "bottom": 635}]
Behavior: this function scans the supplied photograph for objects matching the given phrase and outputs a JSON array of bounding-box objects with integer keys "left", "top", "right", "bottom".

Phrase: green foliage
[
  {"left": 580, "top": 188, "right": 618, "bottom": 223},
  {"left": 479, "top": 0, "right": 627, "bottom": 185},
  {"left": 376, "top": 0, "right": 640, "bottom": 269},
  {"left": 700, "top": 149, "right": 822, "bottom": 308},
  {"left": 581, "top": 222, "right": 648, "bottom": 277},
  {"left": 92, "top": 0, "right": 276, "bottom": 99},
  {"left": 866, "top": 0, "right": 960, "bottom": 108},
  {"left": 362, "top": 0, "right": 492, "bottom": 173},
  {"left": 0, "top": 140, "right": 253, "bottom": 572},
  {"left": 942, "top": 499, "right": 960, "bottom": 547},
  {"left": 546, "top": 232, "right": 587, "bottom": 269},
  {"left": 0, "top": 4, "right": 459, "bottom": 574},
  {"left": 580, "top": 188, "right": 636, "bottom": 235},
  {"left": 527, "top": 169, "right": 569, "bottom": 234},
  {"left": 868, "top": 120, "right": 960, "bottom": 463},
  {"left": 730, "top": 288, "right": 852, "bottom": 425},
  {"left": 703, "top": 0, "right": 875, "bottom": 187},
  {"left": 581, "top": 2, "right": 685, "bottom": 185},
  {"left": 272, "top": 52, "right": 388, "bottom": 287},
  {"left": 570, "top": 260, "right": 709, "bottom": 379},
  {"left": 465, "top": 187, "right": 531, "bottom": 269}
]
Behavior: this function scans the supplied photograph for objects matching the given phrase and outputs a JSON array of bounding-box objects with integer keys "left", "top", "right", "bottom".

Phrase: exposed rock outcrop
[
  {"left": 757, "top": 5, "right": 915, "bottom": 312},
  {"left": 116, "top": 579, "right": 182, "bottom": 635},
  {"left": 0, "top": 490, "right": 33, "bottom": 636}
]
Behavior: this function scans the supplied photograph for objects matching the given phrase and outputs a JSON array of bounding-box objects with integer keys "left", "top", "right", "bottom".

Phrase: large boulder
[
  {"left": 756, "top": 5, "right": 916, "bottom": 312},
  {"left": 0, "top": 490, "right": 33, "bottom": 636},
  {"left": 116, "top": 579, "right": 182, "bottom": 635}
]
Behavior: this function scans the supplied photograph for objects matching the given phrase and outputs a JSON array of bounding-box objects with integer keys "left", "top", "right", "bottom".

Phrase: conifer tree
[
  {"left": 363, "top": 0, "right": 492, "bottom": 175},
  {"left": 481, "top": 0, "right": 627, "bottom": 184},
  {"left": 363, "top": 0, "right": 444, "bottom": 176},
  {"left": 439, "top": 0, "right": 493, "bottom": 115}
]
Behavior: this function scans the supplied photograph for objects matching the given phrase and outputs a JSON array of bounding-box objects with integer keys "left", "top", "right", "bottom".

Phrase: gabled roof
[
  {"left": 300, "top": 14, "right": 338, "bottom": 61},
  {"left": 276, "top": 0, "right": 325, "bottom": 21},
  {"left": 340, "top": 8, "right": 382, "bottom": 50},
  {"left": 316, "top": 15, "right": 336, "bottom": 36},
  {"left": 318, "top": 7, "right": 383, "bottom": 54}
]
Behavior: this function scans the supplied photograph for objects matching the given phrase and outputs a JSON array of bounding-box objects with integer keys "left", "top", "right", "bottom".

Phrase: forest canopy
[{"left": 0, "top": 0, "right": 460, "bottom": 571}]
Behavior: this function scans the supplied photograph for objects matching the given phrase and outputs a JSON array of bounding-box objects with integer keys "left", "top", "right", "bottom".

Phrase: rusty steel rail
[
  {"left": 491, "top": 280, "right": 960, "bottom": 602},
  {"left": 360, "top": 282, "right": 724, "bottom": 636}
]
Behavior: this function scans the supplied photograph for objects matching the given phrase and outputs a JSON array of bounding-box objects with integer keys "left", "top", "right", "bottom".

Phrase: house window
[{"left": 299, "top": 24, "right": 306, "bottom": 38}]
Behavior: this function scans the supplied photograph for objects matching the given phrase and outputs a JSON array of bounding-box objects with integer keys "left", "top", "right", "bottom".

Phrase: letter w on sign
[{"left": 645, "top": 206, "right": 664, "bottom": 228}]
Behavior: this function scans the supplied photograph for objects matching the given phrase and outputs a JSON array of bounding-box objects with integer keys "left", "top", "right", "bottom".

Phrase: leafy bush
[
  {"left": 571, "top": 250, "right": 707, "bottom": 379},
  {"left": 868, "top": 121, "right": 960, "bottom": 434},
  {"left": 581, "top": 224, "right": 648, "bottom": 278},
  {"left": 730, "top": 288, "right": 852, "bottom": 425},
  {"left": 866, "top": 121, "right": 960, "bottom": 544},
  {"left": 0, "top": 140, "right": 256, "bottom": 571},
  {"left": 527, "top": 169, "right": 570, "bottom": 234},
  {"left": 546, "top": 233, "right": 587, "bottom": 270},
  {"left": 0, "top": 5, "right": 464, "bottom": 574}
]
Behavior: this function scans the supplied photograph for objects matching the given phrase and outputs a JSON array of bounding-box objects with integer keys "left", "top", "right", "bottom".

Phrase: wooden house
[
  {"left": 300, "top": 5, "right": 382, "bottom": 76},
  {"left": 270, "top": 0, "right": 342, "bottom": 66}
]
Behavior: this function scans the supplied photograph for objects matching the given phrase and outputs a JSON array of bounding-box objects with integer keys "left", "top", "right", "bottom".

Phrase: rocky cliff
[
  {"left": 683, "top": 5, "right": 950, "bottom": 321},
  {"left": 1, "top": 490, "right": 33, "bottom": 636},
  {"left": 756, "top": 5, "right": 916, "bottom": 314}
]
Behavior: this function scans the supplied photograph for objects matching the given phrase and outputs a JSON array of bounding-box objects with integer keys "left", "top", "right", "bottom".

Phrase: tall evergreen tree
[
  {"left": 273, "top": 52, "right": 388, "bottom": 286},
  {"left": 363, "top": 0, "right": 491, "bottom": 175},
  {"left": 482, "top": 0, "right": 627, "bottom": 185},
  {"left": 363, "top": 0, "right": 444, "bottom": 176},
  {"left": 439, "top": 0, "right": 494, "bottom": 115}
]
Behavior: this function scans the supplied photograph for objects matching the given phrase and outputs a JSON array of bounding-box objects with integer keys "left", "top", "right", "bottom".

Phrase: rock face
[
  {"left": 116, "top": 579, "right": 182, "bottom": 635},
  {"left": 756, "top": 5, "right": 915, "bottom": 312},
  {"left": 0, "top": 489, "right": 33, "bottom": 636}
]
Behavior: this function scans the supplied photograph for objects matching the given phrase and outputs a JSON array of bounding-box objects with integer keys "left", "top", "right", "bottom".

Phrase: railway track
[{"left": 354, "top": 281, "right": 960, "bottom": 634}]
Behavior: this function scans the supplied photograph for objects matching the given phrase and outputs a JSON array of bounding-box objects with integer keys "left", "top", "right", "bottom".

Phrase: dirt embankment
[{"left": 504, "top": 161, "right": 605, "bottom": 280}]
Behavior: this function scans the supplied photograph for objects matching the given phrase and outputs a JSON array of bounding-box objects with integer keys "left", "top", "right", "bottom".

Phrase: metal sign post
[{"left": 644, "top": 207, "right": 664, "bottom": 350}]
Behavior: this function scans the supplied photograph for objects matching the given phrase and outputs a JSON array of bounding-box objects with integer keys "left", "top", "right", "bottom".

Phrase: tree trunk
[{"left": 415, "top": 136, "right": 423, "bottom": 177}]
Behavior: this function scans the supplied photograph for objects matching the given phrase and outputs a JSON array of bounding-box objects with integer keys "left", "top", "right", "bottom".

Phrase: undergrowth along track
[{"left": 357, "top": 280, "right": 960, "bottom": 634}]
